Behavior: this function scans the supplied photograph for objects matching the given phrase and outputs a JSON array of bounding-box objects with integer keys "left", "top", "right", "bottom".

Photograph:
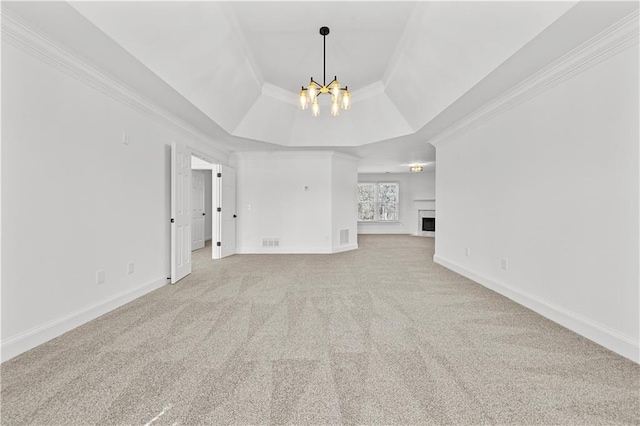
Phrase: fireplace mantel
[{"left": 414, "top": 199, "right": 435, "bottom": 210}]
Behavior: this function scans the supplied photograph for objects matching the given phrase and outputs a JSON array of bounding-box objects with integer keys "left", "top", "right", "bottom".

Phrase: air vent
[
  {"left": 340, "top": 229, "right": 349, "bottom": 245},
  {"left": 262, "top": 238, "right": 280, "bottom": 248}
]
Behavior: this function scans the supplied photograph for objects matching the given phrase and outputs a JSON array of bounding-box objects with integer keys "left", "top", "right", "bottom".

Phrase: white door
[
  {"left": 191, "top": 170, "right": 205, "bottom": 251},
  {"left": 171, "top": 142, "right": 192, "bottom": 283},
  {"left": 213, "top": 165, "right": 237, "bottom": 259}
]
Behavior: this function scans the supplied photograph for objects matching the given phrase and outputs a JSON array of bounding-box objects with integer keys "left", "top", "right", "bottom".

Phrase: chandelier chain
[{"left": 323, "top": 31, "right": 326, "bottom": 86}]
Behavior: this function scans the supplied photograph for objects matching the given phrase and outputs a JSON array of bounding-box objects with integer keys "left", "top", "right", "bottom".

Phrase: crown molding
[
  {"left": 429, "top": 10, "right": 639, "bottom": 148},
  {"left": 331, "top": 151, "right": 361, "bottom": 163},
  {"left": 261, "top": 80, "right": 386, "bottom": 107},
  {"left": 262, "top": 82, "right": 298, "bottom": 106},
  {"left": 231, "top": 150, "right": 356, "bottom": 162},
  {"left": 1, "top": 9, "right": 230, "bottom": 160},
  {"left": 351, "top": 80, "right": 386, "bottom": 105}
]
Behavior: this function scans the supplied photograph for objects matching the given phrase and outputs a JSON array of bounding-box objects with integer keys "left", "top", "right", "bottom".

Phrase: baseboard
[
  {"left": 433, "top": 254, "right": 640, "bottom": 364},
  {"left": 236, "top": 246, "right": 333, "bottom": 254},
  {"left": 1, "top": 276, "right": 169, "bottom": 363},
  {"left": 357, "top": 230, "right": 409, "bottom": 235},
  {"left": 236, "top": 244, "right": 359, "bottom": 255},
  {"left": 332, "top": 244, "right": 358, "bottom": 254}
]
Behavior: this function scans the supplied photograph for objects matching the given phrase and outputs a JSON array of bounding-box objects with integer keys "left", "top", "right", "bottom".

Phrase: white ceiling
[
  {"left": 12, "top": 1, "right": 585, "bottom": 172},
  {"left": 230, "top": 2, "right": 417, "bottom": 92}
]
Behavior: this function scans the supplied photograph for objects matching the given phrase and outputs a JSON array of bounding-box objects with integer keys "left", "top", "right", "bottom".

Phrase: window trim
[{"left": 357, "top": 181, "right": 400, "bottom": 223}]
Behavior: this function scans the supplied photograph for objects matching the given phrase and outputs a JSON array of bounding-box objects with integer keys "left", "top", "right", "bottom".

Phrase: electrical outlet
[
  {"left": 502, "top": 258, "right": 509, "bottom": 270},
  {"left": 465, "top": 247, "right": 471, "bottom": 257},
  {"left": 96, "top": 270, "right": 105, "bottom": 285},
  {"left": 127, "top": 262, "right": 135, "bottom": 275}
]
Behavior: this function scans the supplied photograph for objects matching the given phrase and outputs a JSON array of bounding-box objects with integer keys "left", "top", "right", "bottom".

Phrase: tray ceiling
[{"left": 8, "top": 1, "right": 611, "bottom": 172}]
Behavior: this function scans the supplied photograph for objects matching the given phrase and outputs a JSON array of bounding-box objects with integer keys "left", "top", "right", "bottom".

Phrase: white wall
[
  {"left": 1, "top": 37, "right": 226, "bottom": 361},
  {"left": 434, "top": 45, "right": 639, "bottom": 361},
  {"left": 331, "top": 155, "right": 359, "bottom": 252},
  {"left": 357, "top": 171, "right": 436, "bottom": 235},
  {"left": 233, "top": 152, "right": 358, "bottom": 254}
]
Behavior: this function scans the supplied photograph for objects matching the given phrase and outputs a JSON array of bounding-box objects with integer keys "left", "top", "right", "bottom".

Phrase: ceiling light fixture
[
  {"left": 299, "top": 26, "right": 351, "bottom": 117},
  {"left": 410, "top": 165, "right": 424, "bottom": 173}
]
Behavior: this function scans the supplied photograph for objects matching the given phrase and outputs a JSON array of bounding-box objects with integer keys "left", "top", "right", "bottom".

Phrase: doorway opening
[
  {"left": 190, "top": 155, "right": 237, "bottom": 261},
  {"left": 191, "top": 155, "right": 214, "bottom": 258},
  {"left": 170, "top": 145, "right": 237, "bottom": 284}
]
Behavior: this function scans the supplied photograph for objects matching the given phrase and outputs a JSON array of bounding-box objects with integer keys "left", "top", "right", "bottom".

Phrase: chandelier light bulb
[
  {"left": 331, "top": 77, "right": 341, "bottom": 100},
  {"left": 331, "top": 100, "right": 340, "bottom": 117},
  {"left": 299, "top": 88, "right": 308, "bottom": 110},
  {"left": 308, "top": 81, "right": 318, "bottom": 102},
  {"left": 341, "top": 89, "right": 351, "bottom": 110},
  {"left": 311, "top": 98, "right": 320, "bottom": 117}
]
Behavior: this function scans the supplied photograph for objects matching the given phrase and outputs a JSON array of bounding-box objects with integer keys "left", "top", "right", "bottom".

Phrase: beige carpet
[{"left": 1, "top": 235, "right": 638, "bottom": 425}]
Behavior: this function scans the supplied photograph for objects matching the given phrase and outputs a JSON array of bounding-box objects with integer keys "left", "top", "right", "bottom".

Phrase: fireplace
[{"left": 418, "top": 210, "right": 435, "bottom": 237}]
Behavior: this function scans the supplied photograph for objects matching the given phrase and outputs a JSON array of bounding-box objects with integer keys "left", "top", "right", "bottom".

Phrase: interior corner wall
[
  {"left": 357, "top": 172, "right": 436, "bottom": 235},
  {"left": 434, "top": 45, "right": 639, "bottom": 362},
  {"left": 331, "top": 156, "right": 359, "bottom": 252},
  {"left": 234, "top": 153, "right": 333, "bottom": 253},
  {"left": 1, "top": 39, "right": 226, "bottom": 362}
]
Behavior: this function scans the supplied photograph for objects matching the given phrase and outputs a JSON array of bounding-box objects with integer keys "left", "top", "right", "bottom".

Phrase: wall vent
[
  {"left": 340, "top": 229, "right": 349, "bottom": 245},
  {"left": 262, "top": 238, "right": 280, "bottom": 248}
]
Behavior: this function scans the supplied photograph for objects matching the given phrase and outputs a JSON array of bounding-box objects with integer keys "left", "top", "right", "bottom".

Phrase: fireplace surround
[{"left": 418, "top": 209, "right": 436, "bottom": 237}]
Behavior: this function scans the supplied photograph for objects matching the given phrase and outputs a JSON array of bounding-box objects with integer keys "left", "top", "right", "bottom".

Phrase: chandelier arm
[{"left": 308, "top": 78, "right": 320, "bottom": 88}]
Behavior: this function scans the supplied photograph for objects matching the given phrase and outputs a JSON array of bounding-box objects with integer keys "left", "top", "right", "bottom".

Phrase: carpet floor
[{"left": 1, "top": 235, "right": 638, "bottom": 425}]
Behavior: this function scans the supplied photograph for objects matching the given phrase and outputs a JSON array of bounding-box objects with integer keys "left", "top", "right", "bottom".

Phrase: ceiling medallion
[{"left": 298, "top": 26, "right": 351, "bottom": 117}]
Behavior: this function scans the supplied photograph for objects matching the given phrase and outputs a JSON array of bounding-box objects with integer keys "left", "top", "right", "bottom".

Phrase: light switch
[{"left": 96, "top": 270, "right": 105, "bottom": 285}]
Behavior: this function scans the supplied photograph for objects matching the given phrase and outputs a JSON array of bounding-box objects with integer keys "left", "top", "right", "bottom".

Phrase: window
[{"left": 358, "top": 182, "right": 399, "bottom": 222}]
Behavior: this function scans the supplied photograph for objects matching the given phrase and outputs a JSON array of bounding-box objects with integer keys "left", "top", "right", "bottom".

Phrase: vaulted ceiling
[{"left": 8, "top": 1, "right": 595, "bottom": 172}]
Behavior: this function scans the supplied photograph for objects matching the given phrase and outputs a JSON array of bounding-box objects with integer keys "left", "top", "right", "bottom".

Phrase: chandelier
[{"left": 298, "top": 26, "right": 351, "bottom": 117}]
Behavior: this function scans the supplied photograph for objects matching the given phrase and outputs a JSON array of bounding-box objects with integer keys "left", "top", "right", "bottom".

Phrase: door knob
[
  {"left": 202, "top": 213, "right": 205, "bottom": 216},
  {"left": 233, "top": 214, "right": 237, "bottom": 218}
]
